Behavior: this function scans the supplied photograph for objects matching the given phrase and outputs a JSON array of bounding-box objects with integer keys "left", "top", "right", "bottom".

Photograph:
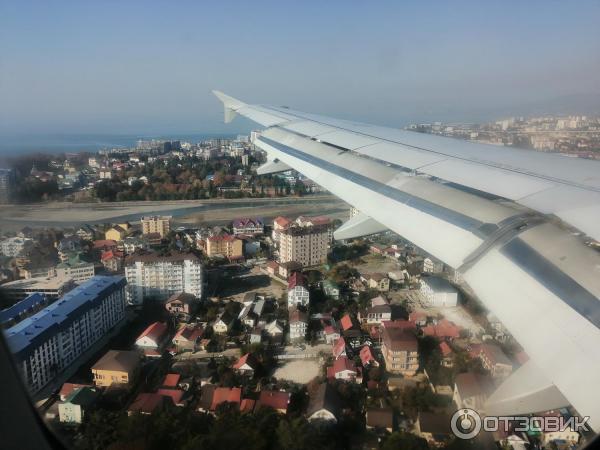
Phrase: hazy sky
[{"left": 1, "top": 0, "right": 599, "bottom": 135}]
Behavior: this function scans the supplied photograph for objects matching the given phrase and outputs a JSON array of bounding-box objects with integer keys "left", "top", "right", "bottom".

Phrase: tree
[{"left": 382, "top": 432, "right": 429, "bottom": 450}]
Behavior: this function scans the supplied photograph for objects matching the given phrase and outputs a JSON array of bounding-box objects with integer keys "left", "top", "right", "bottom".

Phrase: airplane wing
[{"left": 213, "top": 91, "right": 600, "bottom": 430}]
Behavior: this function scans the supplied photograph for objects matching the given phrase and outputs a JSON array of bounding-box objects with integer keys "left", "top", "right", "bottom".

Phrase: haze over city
[{"left": 1, "top": 0, "right": 599, "bottom": 138}]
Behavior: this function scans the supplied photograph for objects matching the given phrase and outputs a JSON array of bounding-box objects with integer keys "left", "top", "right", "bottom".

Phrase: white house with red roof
[
  {"left": 287, "top": 272, "right": 309, "bottom": 308},
  {"left": 327, "top": 356, "right": 361, "bottom": 382},
  {"left": 135, "top": 322, "right": 168, "bottom": 350},
  {"left": 324, "top": 325, "right": 341, "bottom": 344},
  {"left": 232, "top": 353, "right": 260, "bottom": 375}
]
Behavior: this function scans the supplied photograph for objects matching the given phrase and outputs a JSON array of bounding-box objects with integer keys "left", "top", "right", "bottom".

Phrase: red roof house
[
  {"left": 256, "top": 390, "right": 291, "bottom": 414},
  {"left": 359, "top": 345, "right": 378, "bottom": 367},
  {"left": 211, "top": 387, "right": 242, "bottom": 411},
  {"left": 340, "top": 314, "right": 354, "bottom": 331},
  {"left": 135, "top": 322, "right": 168, "bottom": 349}
]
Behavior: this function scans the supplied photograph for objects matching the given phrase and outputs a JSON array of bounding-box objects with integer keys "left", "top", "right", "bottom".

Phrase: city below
[{"left": 0, "top": 119, "right": 596, "bottom": 449}]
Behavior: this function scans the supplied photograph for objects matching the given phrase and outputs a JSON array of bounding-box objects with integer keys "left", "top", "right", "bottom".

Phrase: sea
[{"left": 0, "top": 133, "right": 239, "bottom": 157}]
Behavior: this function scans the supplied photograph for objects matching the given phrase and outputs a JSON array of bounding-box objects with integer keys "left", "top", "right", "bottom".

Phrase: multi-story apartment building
[
  {"left": 419, "top": 276, "right": 458, "bottom": 308},
  {"left": 0, "top": 275, "right": 75, "bottom": 302},
  {"left": 141, "top": 216, "right": 172, "bottom": 238},
  {"left": 381, "top": 327, "right": 419, "bottom": 376},
  {"left": 278, "top": 219, "right": 331, "bottom": 267},
  {"left": 200, "top": 234, "right": 243, "bottom": 260},
  {"left": 5, "top": 276, "right": 127, "bottom": 393},
  {"left": 124, "top": 252, "right": 203, "bottom": 305},
  {"left": 0, "top": 168, "right": 13, "bottom": 204},
  {"left": 55, "top": 257, "right": 95, "bottom": 283},
  {"left": 0, "top": 236, "right": 33, "bottom": 257}
]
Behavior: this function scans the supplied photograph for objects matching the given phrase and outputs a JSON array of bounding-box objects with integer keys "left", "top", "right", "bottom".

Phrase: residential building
[
  {"left": 124, "top": 252, "right": 203, "bottom": 305},
  {"left": 128, "top": 392, "right": 173, "bottom": 415},
  {"left": 381, "top": 327, "right": 419, "bottom": 376},
  {"left": 201, "top": 234, "right": 243, "bottom": 260},
  {"left": 0, "top": 236, "right": 33, "bottom": 257},
  {"left": 55, "top": 255, "right": 95, "bottom": 283},
  {"left": 135, "top": 322, "right": 168, "bottom": 350},
  {"left": 272, "top": 216, "right": 292, "bottom": 244},
  {"left": 58, "top": 386, "right": 100, "bottom": 425},
  {"left": 105, "top": 225, "right": 128, "bottom": 242},
  {"left": 322, "top": 280, "right": 340, "bottom": 300},
  {"left": 122, "top": 236, "right": 149, "bottom": 254},
  {"left": 256, "top": 390, "right": 291, "bottom": 414},
  {"left": 0, "top": 275, "right": 75, "bottom": 302},
  {"left": 287, "top": 272, "right": 309, "bottom": 307},
  {"left": 0, "top": 293, "right": 48, "bottom": 328},
  {"left": 232, "top": 218, "right": 264, "bottom": 236},
  {"left": 165, "top": 292, "right": 197, "bottom": 320},
  {"left": 172, "top": 324, "right": 204, "bottom": 352},
  {"left": 476, "top": 343, "right": 513, "bottom": 378},
  {"left": 5, "top": 276, "right": 127, "bottom": 393},
  {"left": 75, "top": 225, "right": 97, "bottom": 241},
  {"left": 420, "top": 276, "right": 458, "bottom": 307},
  {"left": 306, "top": 383, "right": 341, "bottom": 423},
  {"left": 289, "top": 308, "right": 308, "bottom": 341},
  {"left": 362, "top": 273, "right": 390, "bottom": 292},
  {"left": 232, "top": 353, "right": 260, "bottom": 376},
  {"left": 141, "top": 216, "right": 172, "bottom": 238},
  {"left": 277, "top": 218, "right": 331, "bottom": 267},
  {"left": 0, "top": 168, "right": 14, "bottom": 203},
  {"left": 92, "top": 349, "right": 141, "bottom": 388},
  {"left": 359, "top": 304, "right": 392, "bottom": 325},
  {"left": 327, "top": 356, "right": 360, "bottom": 382}
]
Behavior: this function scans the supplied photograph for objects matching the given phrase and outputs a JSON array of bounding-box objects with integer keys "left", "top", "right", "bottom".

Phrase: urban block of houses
[
  {"left": 128, "top": 392, "right": 173, "bottom": 415},
  {"left": 92, "top": 350, "right": 141, "bottom": 388}
]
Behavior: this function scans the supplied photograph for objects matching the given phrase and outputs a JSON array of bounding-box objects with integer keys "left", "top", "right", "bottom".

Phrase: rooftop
[
  {"left": 5, "top": 276, "right": 126, "bottom": 357},
  {"left": 92, "top": 349, "right": 140, "bottom": 373}
]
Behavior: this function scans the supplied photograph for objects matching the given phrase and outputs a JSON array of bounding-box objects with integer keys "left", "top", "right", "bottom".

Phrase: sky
[{"left": 1, "top": 0, "right": 599, "bottom": 136}]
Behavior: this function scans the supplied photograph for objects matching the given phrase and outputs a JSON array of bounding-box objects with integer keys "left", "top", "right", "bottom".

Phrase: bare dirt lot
[
  {"left": 272, "top": 359, "right": 321, "bottom": 384},
  {"left": 349, "top": 253, "right": 402, "bottom": 275}
]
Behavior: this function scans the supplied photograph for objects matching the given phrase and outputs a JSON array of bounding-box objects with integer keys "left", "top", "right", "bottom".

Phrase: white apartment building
[
  {"left": 140, "top": 216, "right": 172, "bottom": 238},
  {"left": 56, "top": 261, "right": 95, "bottom": 283},
  {"left": 278, "top": 223, "right": 331, "bottom": 267},
  {"left": 0, "top": 236, "right": 33, "bottom": 257},
  {"left": 5, "top": 276, "right": 127, "bottom": 393},
  {"left": 419, "top": 276, "right": 458, "bottom": 307},
  {"left": 124, "top": 253, "right": 203, "bottom": 305}
]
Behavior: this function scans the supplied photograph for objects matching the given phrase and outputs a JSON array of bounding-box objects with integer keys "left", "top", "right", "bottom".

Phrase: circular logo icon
[{"left": 451, "top": 408, "right": 482, "bottom": 439}]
